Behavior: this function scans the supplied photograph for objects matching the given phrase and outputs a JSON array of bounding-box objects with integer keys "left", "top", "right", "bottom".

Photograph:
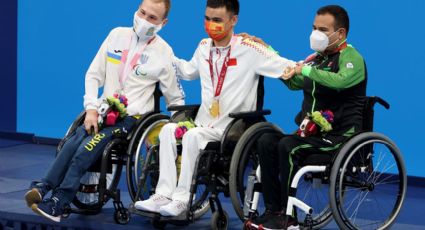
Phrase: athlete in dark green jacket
[{"left": 249, "top": 5, "right": 367, "bottom": 230}]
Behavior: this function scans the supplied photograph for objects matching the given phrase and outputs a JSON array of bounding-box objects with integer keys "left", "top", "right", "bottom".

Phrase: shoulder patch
[
  {"left": 200, "top": 38, "right": 210, "bottom": 46},
  {"left": 240, "top": 39, "right": 277, "bottom": 58},
  {"left": 346, "top": 62, "right": 354, "bottom": 69}
]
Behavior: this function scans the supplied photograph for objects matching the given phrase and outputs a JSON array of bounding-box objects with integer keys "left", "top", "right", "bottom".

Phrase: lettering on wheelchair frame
[{"left": 84, "top": 133, "right": 106, "bottom": 151}]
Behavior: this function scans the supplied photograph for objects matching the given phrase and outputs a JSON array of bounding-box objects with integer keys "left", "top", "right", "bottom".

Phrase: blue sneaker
[
  {"left": 31, "top": 197, "right": 63, "bottom": 222},
  {"left": 25, "top": 181, "right": 50, "bottom": 207}
]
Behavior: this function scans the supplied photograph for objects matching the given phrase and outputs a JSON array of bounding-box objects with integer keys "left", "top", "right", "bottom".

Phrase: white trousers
[{"left": 155, "top": 123, "right": 222, "bottom": 203}]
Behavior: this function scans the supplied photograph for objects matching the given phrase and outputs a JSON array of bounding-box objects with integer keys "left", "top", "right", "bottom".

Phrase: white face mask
[
  {"left": 133, "top": 11, "right": 162, "bottom": 40},
  {"left": 309, "top": 29, "right": 339, "bottom": 52}
]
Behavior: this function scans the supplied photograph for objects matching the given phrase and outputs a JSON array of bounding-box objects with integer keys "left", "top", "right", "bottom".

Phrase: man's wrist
[
  {"left": 85, "top": 105, "right": 98, "bottom": 111},
  {"left": 301, "top": 66, "right": 312, "bottom": 77}
]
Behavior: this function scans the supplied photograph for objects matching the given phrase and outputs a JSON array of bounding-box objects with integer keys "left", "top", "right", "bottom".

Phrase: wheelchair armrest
[
  {"left": 229, "top": 109, "right": 271, "bottom": 119},
  {"left": 169, "top": 104, "right": 201, "bottom": 122},
  {"left": 168, "top": 104, "right": 201, "bottom": 112}
]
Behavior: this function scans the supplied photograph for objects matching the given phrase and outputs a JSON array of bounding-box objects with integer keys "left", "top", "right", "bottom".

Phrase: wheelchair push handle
[
  {"left": 229, "top": 109, "right": 271, "bottom": 119},
  {"left": 370, "top": 96, "right": 390, "bottom": 110},
  {"left": 167, "top": 104, "right": 201, "bottom": 112}
]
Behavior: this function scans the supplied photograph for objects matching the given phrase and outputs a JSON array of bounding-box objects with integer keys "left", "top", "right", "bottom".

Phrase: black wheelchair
[
  {"left": 56, "top": 84, "right": 166, "bottom": 224},
  {"left": 228, "top": 96, "right": 407, "bottom": 230},
  {"left": 127, "top": 76, "right": 272, "bottom": 229}
]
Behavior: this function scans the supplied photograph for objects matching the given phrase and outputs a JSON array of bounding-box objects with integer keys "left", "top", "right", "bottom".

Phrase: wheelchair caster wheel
[
  {"left": 114, "top": 208, "right": 130, "bottom": 225},
  {"left": 62, "top": 205, "right": 71, "bottom": 218},
  {"left": 243, "top": 219, "right": 254, "bottom": 230},
  {"left": 152, "top": 218, "right": 167, "bottom": 229},
  {"left": 303, "top": 214, "right": 313, "bottom": 230},
  {"left": 211, "top": 210, "right": 229, "bottom": 230},
  {"left": 61, "top": 212, "right": 70, "bottom": 219}
]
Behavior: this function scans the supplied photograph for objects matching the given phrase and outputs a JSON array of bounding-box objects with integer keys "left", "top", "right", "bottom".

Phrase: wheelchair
[
  {"left": 229, "top": 96, "right": 407, "bottom": 230},
  {"left": 55, "top": 83, "right": 165, "bottom": 224},
  {"left": 128, "top": 76, "right": 271, "bottom": 229}
]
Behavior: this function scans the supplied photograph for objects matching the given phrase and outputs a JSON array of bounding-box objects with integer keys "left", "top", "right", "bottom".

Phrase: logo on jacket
[
  {"left": 134, "top": 65, "right": 148, "bottom": 77},
  {"left": 346, "top": 62, "right": 354, "bottom": 69}
]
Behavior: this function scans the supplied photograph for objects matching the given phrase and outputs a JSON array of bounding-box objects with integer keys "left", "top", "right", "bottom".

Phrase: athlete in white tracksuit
[
  {"left": 26, "top": 1, "right": 185, "bottom": 222},
  {"left": 136, "top": 37, "right": 296, "bottom": 217},
  {"left": 135, "top": 0, "right": 296, "bottom": 217}
]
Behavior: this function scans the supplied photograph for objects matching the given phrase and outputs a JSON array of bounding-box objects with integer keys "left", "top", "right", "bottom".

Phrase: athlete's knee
[
  {"left": 159, "top": 123, "right": 177, "bottom": 140},
  {"left": 181, "top": 127, "right": 203, "bottom": 143},
  {"left": 278, "top": 136, "right": 297, "bottom": 155},
  {"left": 257, "top": 133, "right": 278, "bottom": 148}
]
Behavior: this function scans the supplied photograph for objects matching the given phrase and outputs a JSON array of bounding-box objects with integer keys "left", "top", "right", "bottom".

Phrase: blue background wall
[{"left": 13, "top": 0, "right": 425, "bottom": 176}]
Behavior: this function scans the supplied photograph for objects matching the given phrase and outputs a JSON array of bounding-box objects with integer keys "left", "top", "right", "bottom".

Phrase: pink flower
[
  {"left": 106, "top": 111, "right": 119, "bottom": 126},
  {"left": 175, "top": 127, "right": 185, "bottom": 139}
]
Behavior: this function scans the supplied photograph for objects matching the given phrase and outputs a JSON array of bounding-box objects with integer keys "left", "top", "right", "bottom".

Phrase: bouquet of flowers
[
  {"left": 174, "top": 119, "right": 196, "bottom": 143},
  {"left": 297, "top": 110, "right": 334, "bottom": 137},
  {"left": 97, "top": 93, "right": 128, "bottom": 128}
]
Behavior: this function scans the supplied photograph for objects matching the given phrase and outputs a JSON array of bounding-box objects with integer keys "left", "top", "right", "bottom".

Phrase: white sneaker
[
  {"left": 134, "top": 194, "right": 171, "bottom": 213},
  {"left": 159, "top": 200, "right": 188, "bottom": 217}
]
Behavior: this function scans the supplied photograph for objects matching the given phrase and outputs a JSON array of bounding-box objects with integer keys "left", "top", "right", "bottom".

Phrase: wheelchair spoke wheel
[
  {"left": 297, "top": 172, "right": 333, "bottom": 229},
  {"left": 229, "top": 122, "right": 283, "bottom": 221},
  {"left": 330, "top": 132, "right": 406, "bottom": 230},
  {"left": 126, "top": 118, "right": 168, "bottom": 202},
  {"left": 126, "top": 115, "right": 210, "bottom": 219},
  {"left": 57, "top": 111, "right": 86, "bottom": 154}
]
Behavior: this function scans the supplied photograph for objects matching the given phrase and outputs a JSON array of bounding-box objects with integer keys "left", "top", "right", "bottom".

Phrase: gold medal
[{"left": 209, "top": 99, "right": 220, "bottom": 118}]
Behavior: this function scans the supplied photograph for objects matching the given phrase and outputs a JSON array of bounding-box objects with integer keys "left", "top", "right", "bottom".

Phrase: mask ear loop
[{"left": 326, "top": 29, "right": 344, "bottom": 49}]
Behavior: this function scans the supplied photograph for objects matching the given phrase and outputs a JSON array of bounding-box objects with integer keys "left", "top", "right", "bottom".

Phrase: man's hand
[
  {"left": 84, "top": 109, "right": 99, "bottom": 135},
  {"left": 282, "top": 67, "right": 296, "bottom": 80},
  {"left": 295, "top": 63, "right": 304, "bottom": 75},
  {"left": 237, "top": 32, "right": 269, "bottom": 47}
]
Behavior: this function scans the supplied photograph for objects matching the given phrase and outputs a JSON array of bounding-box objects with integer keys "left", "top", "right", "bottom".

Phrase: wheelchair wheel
[
  {"left": 126, "top": 114, "right": 170, "bottom": 201},
  {"left": 330, "top": 132, "right": 407, "bottom": 230},
  {"left": 126, "top": 115, "right": 210, "bottom": 220},
  {"left": 56, "top": 111, "right": 86, "bottom": 153},
  {"left": 211, "top": 210, "right": 229, "bottom": 230},
  {"left": 229, "top": 122, "right": 282, "bottom": 221},
  {"left": 114, "top": 208, "right": 130, "bottom": 225}
]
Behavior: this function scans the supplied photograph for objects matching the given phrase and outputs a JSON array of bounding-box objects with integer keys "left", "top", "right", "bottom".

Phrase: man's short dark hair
[
  {"left": 206, "top": 0, "right": 240, "bottom": 15},
  {"left": 317, "top": 5, "right": 350, "bottom": 35}
]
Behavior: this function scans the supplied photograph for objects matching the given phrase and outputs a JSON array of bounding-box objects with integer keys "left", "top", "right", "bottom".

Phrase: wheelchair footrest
[
  {"left": 128, "top": 203, "right": 190, "bottom": 222},
  {"left": 63, "top": 205, "right": 101, "bottom": 216}
]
